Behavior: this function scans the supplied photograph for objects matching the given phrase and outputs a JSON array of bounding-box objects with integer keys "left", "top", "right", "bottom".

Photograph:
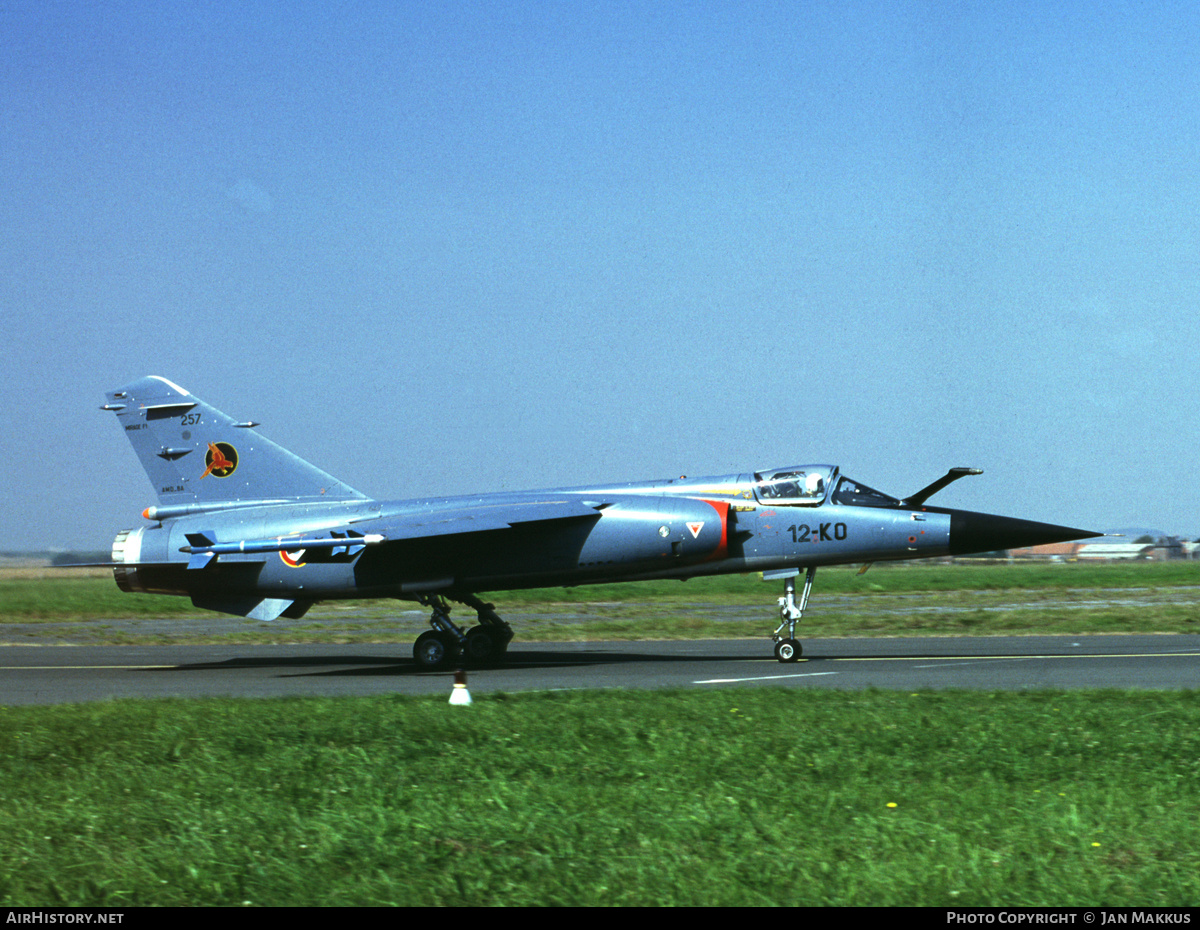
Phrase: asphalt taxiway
[{"left": 1, "top": 635, "right": 1197, "bottom": 705}]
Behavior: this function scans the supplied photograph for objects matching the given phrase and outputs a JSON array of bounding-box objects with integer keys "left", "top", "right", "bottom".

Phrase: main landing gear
[
  {"left": 771, "top": 566, "right": 816, "bottom": 663},
  {"left": 411, "top": 593, "right": 515, "bottom": 671}
]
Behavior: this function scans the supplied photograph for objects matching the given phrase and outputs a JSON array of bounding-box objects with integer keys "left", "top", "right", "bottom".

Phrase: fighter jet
[{"left": 102, "top": 376, "right": 1100, "bottom": 668}]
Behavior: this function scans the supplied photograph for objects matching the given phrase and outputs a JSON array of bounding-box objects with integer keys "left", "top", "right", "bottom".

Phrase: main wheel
[
  {"left": 774, "top": 638, "right": 802, "bottom": 663},
  {"left": 413, "top": 630, "right": 459, "bottom": 670},
  {"left": 464, "top": 626, "right": 499, "bottom": 664}
]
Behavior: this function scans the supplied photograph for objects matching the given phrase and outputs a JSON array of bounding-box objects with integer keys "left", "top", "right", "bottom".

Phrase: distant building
[
  {"left": 1075, "top": 543, "right": 1154, "bottom": 561},
  {"left": 1008, "top": 542, "right": 1090, "bottom": 561},
  {"left": 1146, "top": 537, "right": 1197, "bottom": 560},
  {"left": 1010, "top": 538, "right": 1199, "bottom": 562}
]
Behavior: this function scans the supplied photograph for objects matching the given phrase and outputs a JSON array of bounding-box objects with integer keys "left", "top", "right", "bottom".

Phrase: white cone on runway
[{"left": 449, "top": 668, "right": 472, "bottom": 705}]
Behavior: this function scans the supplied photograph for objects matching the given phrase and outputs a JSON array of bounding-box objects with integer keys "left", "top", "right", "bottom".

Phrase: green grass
[
  {"left": 4, "top": 564, "right": 1198, "bottom": 905},
  {"left": 1, "top": 689, "right": 1198, "bottom": 906}
]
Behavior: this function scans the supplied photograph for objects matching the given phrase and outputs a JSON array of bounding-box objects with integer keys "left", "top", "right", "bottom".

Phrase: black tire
[
  {"left": 775, "top": 638, "right": 802, "bottom": 663},
  {"left": 464, "top": 626, "right": 498, "bottom": 664},
  {"left": 413, "top": 630, "right": 458, "bottom": 670}
]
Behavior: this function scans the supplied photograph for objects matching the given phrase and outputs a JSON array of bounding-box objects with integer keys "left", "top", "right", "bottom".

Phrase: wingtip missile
[{"left": 178, "top": 532, "right": 386, "bottom": 568}]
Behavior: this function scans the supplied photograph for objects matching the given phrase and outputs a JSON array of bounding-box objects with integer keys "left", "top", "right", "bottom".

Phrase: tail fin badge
[{"left": 201, "top": 442, "right": 238, "bottom": 479}]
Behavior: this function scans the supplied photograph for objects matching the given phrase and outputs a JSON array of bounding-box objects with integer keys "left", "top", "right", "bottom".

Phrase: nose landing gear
[{"left": 770, "top": 566, "right": 816, "bottom": 663}]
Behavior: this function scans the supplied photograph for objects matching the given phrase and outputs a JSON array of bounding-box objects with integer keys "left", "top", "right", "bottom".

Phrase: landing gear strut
[
  {"left": 411, "top": 593, "right": 515, "bottom": 671},
  {"left": 771, "top": 566, "right": 816, "bottom": 663}
]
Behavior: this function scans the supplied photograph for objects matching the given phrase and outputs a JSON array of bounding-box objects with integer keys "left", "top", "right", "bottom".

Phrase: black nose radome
[{"left": 949, "top": 511, "right": 1101, "bottom": 556}]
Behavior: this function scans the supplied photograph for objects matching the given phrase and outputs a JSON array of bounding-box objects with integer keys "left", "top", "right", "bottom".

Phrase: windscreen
[{"left": 831, "top": 476, "right": 901, "bottom": 508}]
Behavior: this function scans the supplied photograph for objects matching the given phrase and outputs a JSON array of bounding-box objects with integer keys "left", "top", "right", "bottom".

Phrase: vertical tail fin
[{"left": 103, "top": 376, "right": 368, "bottom": 509}]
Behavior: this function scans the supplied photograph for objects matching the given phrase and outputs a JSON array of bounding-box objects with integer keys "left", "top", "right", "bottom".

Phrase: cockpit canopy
[
  {"left": 753, "top": 466, "right": 836, "bottom": 505},
  {"left": 753, "top": 465, "right": 902, "bottom": 509}
]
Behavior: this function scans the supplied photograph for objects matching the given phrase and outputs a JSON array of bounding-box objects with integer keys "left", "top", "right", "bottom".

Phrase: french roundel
[{"left": 280, "top": 549, "right": 307, "bottom": 568}]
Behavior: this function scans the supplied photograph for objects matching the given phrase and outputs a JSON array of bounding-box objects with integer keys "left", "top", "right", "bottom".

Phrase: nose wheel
[
  {"left": 774, "top": 638, "right": 802, "bottom": 662},
  {"left": 771, "top": 566, "right": 815, "bottom": 663}
]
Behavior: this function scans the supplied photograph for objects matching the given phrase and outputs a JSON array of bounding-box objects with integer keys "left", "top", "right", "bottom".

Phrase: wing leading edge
[{"left": 352, "top": 498, "right": 604, "bottom": 541}]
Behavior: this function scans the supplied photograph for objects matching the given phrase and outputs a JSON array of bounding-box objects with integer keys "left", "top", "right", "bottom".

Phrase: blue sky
[{"left": 3, "top": 1, "right": 1198, "bottom": 550}]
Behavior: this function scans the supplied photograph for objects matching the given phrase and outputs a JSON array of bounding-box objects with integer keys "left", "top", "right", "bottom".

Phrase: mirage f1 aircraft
[{"left": 102, "top": 376, "right": 1100, "bottom": 668}]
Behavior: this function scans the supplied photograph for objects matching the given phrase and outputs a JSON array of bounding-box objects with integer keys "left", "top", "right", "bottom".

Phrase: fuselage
[{"left": 112, "top": 464, "right": 971, "bottom": 605}]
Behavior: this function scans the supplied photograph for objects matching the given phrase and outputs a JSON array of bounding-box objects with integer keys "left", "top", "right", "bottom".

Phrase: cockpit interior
[{"left": 753, "top": 465, "right": 902, "bottom": 509}]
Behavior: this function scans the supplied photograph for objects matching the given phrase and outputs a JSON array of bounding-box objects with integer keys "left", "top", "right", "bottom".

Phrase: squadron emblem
[{"left": 200, "top": 442, "right": 238, "bottom": 479}]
